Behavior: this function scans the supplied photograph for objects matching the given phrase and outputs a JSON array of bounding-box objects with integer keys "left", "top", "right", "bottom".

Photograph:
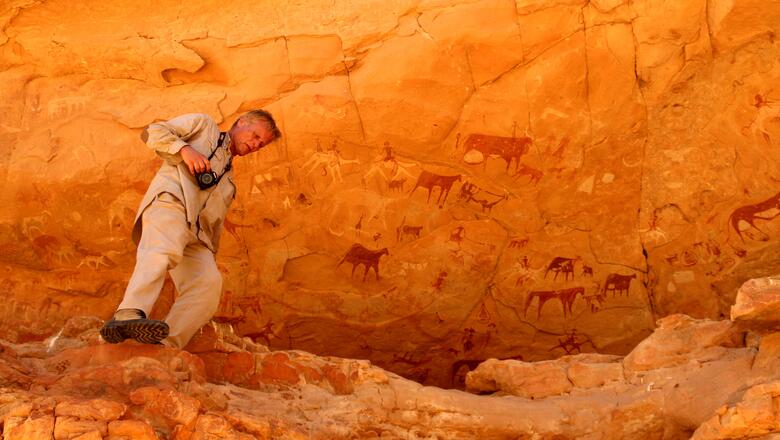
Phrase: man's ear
[{"left": 236, "top": 117, "right": 248, "bottom": 127}]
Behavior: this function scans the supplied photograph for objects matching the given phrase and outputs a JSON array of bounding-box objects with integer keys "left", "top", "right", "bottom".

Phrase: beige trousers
[{"left": 118, "top": 193, "right": 222, "bottom": 348}]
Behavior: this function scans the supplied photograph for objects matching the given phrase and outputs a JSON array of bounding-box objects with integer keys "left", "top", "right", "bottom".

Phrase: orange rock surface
[
  {"left": 0, "top": 278, "right": 777, "bottom": 438},
  {"left": 1, "top": 0, "right": 780, "bottom": 388}
]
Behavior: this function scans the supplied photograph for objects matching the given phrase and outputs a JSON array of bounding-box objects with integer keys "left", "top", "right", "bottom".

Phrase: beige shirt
[{"left": 132, "top": 113, "right": 236, "bottom": 253}]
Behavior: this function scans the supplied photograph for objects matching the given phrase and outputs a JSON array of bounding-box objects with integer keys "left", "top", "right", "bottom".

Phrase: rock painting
[
  {"left": 509, "top": 237, "right": 529, "bottom": 248},
  {"left": 544, "top": 257, "right": 580, "bottom": 281},
  {"left": 524, "top": 287, "right": 586, "bottom": 319},
  {"left": 728, "top": 190, "right": 780, "bottom": 242},
  {"left": 223, "top": 217, "right": 255, "bottom": 243},
  {"left": 742, "top": 93, "right": 780, "bottom": 144},
  {"left": 21, "top": 211, "right": 52, "bottom": 239},
  {"left": 76, "top": 255, "right": 114, "bottom": 270},
  {"left": 337, "top": 244, "right": 390, "bottom": 281},
  {"left": 107, "top": 190, "right": 142, "bottom": 232},
  {"left": 9, "top": 0, "right": 775, "bottom": 391},
  {"left": 513, "top": 165, "right": 543, "bottom": 184},
  {"left": 602, "top": 273, "right": 636, "bottom": 297},
  {"left": 301, "top": 139, "right": 359, "bottom": 186},
  {"left": 456, "top": 181, "right": 509, "bottom": 213},
  {"left": 396, "top": 217, "right": 423, "bottom": 243},
  {"left": 461, "top": 133, "right": 532, "bottom": 173},
  {"left": 409, "top": 171, "right": 462, "bottom": 207},
  {"left": 549, "top": 329, "right": 588, "bottom": 355},
  {"left": 431, "top": 271, "right": 448, "bottom": 291},
  {"left": 362, "top": 141, "right": 417, "bottom": 193},
  {"left": 252, "top": 173, "right": 287, "bottom": 195}
]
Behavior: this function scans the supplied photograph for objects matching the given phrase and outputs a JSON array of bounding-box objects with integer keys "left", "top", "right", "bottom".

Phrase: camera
[
  {"left": 196, "top": 171, "right": 219, "bottom": 190},
  {"left": 194, "top": 132, "right": 231, "bottom": 190}
]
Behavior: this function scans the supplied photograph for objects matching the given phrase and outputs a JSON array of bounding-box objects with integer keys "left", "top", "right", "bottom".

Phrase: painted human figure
[
  {"left": 362, "top": 141, "right": 416, "bottom": 189},
  {"left": 551, "top": 329, "right": 585, "bottom": 354},
  {"left": 743, "top": 93, "right": 780, "bottom": 144},
  {"left": 100, "top": 111, "right": 281, "bottom": 348},
  {"left": 301, "top": 138, "right": 359, "bottom": 185}
]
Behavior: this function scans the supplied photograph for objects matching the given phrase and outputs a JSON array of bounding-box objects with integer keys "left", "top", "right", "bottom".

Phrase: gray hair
[{"left": 233, "top": 109, "right": 282, "bottom": 140}]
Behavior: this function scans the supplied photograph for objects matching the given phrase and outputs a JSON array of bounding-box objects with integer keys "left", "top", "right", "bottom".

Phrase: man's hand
[{"left": 180, "top": 145, "right": 212, "bottom": 175}]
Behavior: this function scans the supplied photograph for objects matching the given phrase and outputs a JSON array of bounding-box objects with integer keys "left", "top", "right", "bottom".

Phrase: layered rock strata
[
  {"left": 0, "top": 276, "right": 780, "bottom": 438},
  {"left": 2, "top": 0, "right": 780, "bottom": 386}
]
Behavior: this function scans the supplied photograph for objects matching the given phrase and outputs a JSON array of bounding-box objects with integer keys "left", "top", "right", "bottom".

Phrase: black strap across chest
[{"left": 206, "top": 132, "right": 232, "bottom": 185}]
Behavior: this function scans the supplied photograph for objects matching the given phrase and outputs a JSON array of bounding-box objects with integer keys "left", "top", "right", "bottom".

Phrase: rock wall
[
  {"left": 4, "top": 277, "right": 780, "bottom": 439},
  {"left": 1, "top": 0, "right": 780, "bottom": 388}
]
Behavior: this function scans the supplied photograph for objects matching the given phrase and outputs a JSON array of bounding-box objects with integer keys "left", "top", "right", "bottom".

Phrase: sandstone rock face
[
  {"left": 2, "top": 298, "right": 780, "bottom": 438},
  {"left": 2, "top": 0, "right": 780, "bottom": 387},
  {"left": 731, "top": 276, "right": 780, "bottom": 329}
]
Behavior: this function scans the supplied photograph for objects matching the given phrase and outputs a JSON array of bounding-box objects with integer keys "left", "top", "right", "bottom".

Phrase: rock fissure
[
  {"left": 581, "top": 6, "right": 595, "bottom": 151},
  {"left": 481, "top": 28, "right": 585, "bottom": 89}
]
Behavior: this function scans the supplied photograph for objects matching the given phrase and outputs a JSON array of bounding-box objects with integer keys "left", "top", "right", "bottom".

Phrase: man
[{"left": 100, "top": 110, "right": 281, "bottom": 348}]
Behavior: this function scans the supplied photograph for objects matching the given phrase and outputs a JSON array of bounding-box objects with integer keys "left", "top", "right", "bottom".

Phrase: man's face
[{"left": 229, "top": 118, "right": 275, "bottom": 157}]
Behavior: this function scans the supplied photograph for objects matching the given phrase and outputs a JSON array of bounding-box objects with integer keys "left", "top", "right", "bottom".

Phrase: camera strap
[
  {"left": 208, "top": 132, "right": 227, "bottom": 160},
  {"left": 206, "top": 132, "right": 233, "bottom": 186}
]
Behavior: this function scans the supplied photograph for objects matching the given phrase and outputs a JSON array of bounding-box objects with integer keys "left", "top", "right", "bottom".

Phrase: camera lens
[{"left": 200, "top": 173, "right": 214, "bottom": 184}]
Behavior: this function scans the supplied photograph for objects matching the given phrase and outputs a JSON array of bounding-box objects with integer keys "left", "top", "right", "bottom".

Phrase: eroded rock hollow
[{"left": 2, "top": 0, "right": 780, "bottom": 388}]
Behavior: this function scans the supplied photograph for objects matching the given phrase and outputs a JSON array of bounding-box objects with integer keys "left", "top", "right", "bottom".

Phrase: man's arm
[{"left": 141, "top": 113, "right": 213, "bottom": 174}]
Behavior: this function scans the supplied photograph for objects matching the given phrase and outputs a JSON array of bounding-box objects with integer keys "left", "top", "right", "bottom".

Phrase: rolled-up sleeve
[{"left": 142, "top": 113, "right": 213, "bottom": 160}]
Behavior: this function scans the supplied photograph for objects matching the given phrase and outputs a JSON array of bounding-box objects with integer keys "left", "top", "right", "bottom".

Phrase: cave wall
[{"left": 2, "top": 0, "right": 780, "bottom": 387}]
